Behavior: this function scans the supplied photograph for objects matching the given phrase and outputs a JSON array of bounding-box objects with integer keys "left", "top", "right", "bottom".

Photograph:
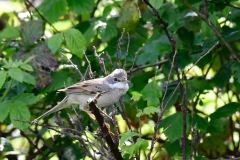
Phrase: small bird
[{"left": 32, "top": 69, "right": 129, "bottom": 123}]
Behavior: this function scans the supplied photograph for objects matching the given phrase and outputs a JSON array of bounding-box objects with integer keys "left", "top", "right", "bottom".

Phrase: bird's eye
[{"left": 114, "top": 77, "right": 119, "bottom": 82}]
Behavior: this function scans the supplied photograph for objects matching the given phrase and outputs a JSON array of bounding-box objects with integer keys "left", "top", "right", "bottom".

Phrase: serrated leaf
[
  {"left": 120, "top": 131, "right": 140, "bottom": 145},
  {"left": 38, "top": 0, "right": 67, "bottom": 22},
  {"left": 20, "top": 63, "right": 33, "bottom": 72},
  {"left": 8, "top": 68, "right": 24, "bottom": 82},
  {"left": 122, "top": 138, "right": 148, "bottom": 158},
  {"left": 21, "top": 20, "right": 44, "bottom": 46},
  {"left": 141, "top": 81, "right": 161, "bottom": 106},
  {"left": 67, "top": 0, "right": 94, "bottom": 15},
  {"left": 10, "top": 101, "right": 30, "bottom": 129},
  {"left": 210, "top": 102, "right": 240, "bottom": 120},
  {"left": 0, "top": 26, "right": 20, "bottom": 40},
  {"left": 131, "top": 91, "right": 142, "bottom": 101},
  {"left": 0, "top": 70, "right": 7, "bottom": 89},
  {"left": 63, "top": 28, "right": 87, "bottom": 57},
  {"left": 0, "top": 101, "right": 11, "bottom": 122},
  {"left": 47, "top": 33, "right": 64, "bottom": 53}
]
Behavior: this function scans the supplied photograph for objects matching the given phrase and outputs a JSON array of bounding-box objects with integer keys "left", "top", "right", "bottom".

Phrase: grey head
[{"left": 105, "top": 69, "right": 129, "bottom": 91}]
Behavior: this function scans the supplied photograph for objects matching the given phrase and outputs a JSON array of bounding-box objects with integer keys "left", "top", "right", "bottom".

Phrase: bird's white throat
[{"left": 108, "top": 82, "right": 129, "bottom": 90}]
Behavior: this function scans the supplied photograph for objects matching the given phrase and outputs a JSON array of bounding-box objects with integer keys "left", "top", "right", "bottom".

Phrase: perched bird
[{"left": 32, "top": 69, "right": 129, "bottom": 123}]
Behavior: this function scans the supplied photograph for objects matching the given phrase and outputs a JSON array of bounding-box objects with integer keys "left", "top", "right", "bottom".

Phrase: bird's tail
[{"left": 31, "top": 96, "right": 68, "bottom": 124}]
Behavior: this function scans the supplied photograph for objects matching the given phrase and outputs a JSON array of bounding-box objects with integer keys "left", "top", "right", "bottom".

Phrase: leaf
[
  {"left": 119, "top": 131, "right": 140, "bottom": 145},
  {"left": 149, "top": 0, "right": 163, "bottom": 9},
  {"left": 67, "top": 0, "right": 95, "bottom": 15},
  {"left": 160, "top": 112, "right": 190, "bottom": 142},
  {"left": 141, "top": 81, "right": 161, "bottom": 106},
  {"left": 20, "top": 63, "right": 33, "bottom": 72},
  {"left": 99, "top": 20, "right": 118, "bottom": 42},
  {"left": 0, "top": 26, "right": 20, "bottom": 40},
  {"left": 0, "top": 70, "right": 7, "bottom": 89},
  {"left": 0, "top": 101, "right": 11, "bottom": 122},
  {"left": 13, "top": 93, "right": 40, "bottom": 106},
  {"left": 136, "top": 107, "right": 159, "bottom": 118},
  {"left": 47, "top": 33, "right": 64, "bottom": 53},
  {"left": 117, "top": 1, "right": 140, "bottom": 31},
  {"left": 8, "top": 68, "right": 24, "bottom": 82},
  {"left": 231, "top": 62, "right": 240, "bottom": 84},
  {"left": 122, "top": 138, "right": 148, "bottom": 158},
  {"left": 63, "top": 28, "right": 87, "bottom": 57},
  {"left": 136, "top": 35, "right": 171, "bottom": 65},
  {"left": 21, "top": 20, "right": 44, "bottom": 46},
  {"left": 131, "top": 91, "right": 142, "bottom": 102},
  {"left": 10, "top": 101, "right": 31, "bottom": 129},
  {"left": 38, "top": 0, "right": 67, "bottom": 22},
  {"left": 22, "top": 72, "right": 36, "bottom": 85},
  {"left": 210, "top": 102, "right": 240, "bottom": 120}
]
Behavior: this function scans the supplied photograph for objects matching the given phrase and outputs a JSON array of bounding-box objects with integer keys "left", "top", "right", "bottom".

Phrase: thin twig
[
  {"left": 116, "top": 29, "right": 125, "bottom": 67},
  {"left": 84, "top": 53, "right": 94, "bottom": 78},
  {"left": 93, "top": 46, "right": 107, "bottom": 75},
  {"left": 123, "top": 32, "right": 130, "bottom": 68}
]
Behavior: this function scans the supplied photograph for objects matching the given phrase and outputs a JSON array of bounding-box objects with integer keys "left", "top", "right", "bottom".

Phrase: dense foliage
[{"left": 1, "top": 0, "right": 240, "bottom": 159}]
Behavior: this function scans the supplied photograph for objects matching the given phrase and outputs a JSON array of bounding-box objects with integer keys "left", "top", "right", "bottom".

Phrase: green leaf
[
  {"left": 0, "top": 101, "right": 11, "bottom": 122},
  {"left": 10, "top": 101, "right": 31, "bottom": 129},
  {"left": 13, "top": 93, "right": 40, "bottom": 106},
  {"left": 0, "top": 26, "right": 20, "bottom": 40},
  {"left": 210, "top": 102, "right": 240, "bottom": 120},
  {"left": 67, "top": 0, "right": 94, "bottom": 15},
  {"left": 122, "top": 138, "right": 148, "bottom": 158},
  {"left": 63, "top": 28, "right": 87, "bottom": 57},
  {"left": 136, "top": 35, "right": 170, "bottom": 65},
  {"left": 136, "top": 107, "right": 159, "bottom": 118},
  {"left": 149, "top": 0, "right": 163, "bottom": 9},
  {"left": 141, "top": 81, "right": 161, "bottom": 106},
  {"left": 38, "top": 0, "right": 67, "bottom": 22},
  {"left": 119, "top": 131, "right": 140, "bottom": 145},
  {"left": 0, "top": 70, "right": 7, "bottom": 89},
  {"left": 22, "top": 72, "right": 36, "bottom": 85},
  {"left": 8, "top": 68, "right": 24, "bottom": 82},
  {"left": 47, "top": 33, "right": 64, "bottom": 53},
  {"left": 99, "top": 20, "right": 118, "bottom": 42},
  {"left": 160, "top": 112, "right": 190, "bottom": 142},
  {"left": 231, "top": 62, "right": 240, "bottom": 84},
  {"left": 21, "top": 20, "right": 44, "bottom": 46},
  {"left": 20, "top": 63, "right": 33, "bottom": 72},
  {"left": 131, "top": 91, "right": 142, "bottom": 102}
]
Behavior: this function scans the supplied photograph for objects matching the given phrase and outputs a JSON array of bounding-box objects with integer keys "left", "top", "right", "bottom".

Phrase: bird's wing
[{"left": 58, "top": 78, "right": 110, "bottom": 95}]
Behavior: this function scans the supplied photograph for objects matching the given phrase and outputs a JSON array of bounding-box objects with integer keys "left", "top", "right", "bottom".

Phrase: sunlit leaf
[
  {"left": 122, "top": 138, "right": 148, "bottom": 158},
  {"left": 63, "top": 28, "right": 87, "bottom": 57},
  {"left": 0, "top": 26, "right": 20, "bottom": 40}
]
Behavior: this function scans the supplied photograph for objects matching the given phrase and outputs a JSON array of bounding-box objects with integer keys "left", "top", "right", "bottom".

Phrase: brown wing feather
[{"left": 58, "top": 78, "right": 110, "bottom": 95}]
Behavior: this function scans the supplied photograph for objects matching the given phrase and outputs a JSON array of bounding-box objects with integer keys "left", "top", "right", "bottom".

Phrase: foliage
[{"left": 0, "top": 0, "right": 240, "bottom": 159}]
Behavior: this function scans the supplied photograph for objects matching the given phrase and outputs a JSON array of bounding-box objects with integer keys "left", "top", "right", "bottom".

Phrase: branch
[{"left": 88, "top": 94, "right": 123, "bottom": 160}]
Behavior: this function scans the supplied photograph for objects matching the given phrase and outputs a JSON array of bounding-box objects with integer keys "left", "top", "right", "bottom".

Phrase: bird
[{"left": 32, "top": 69, "right": 129, "bottom": 123}]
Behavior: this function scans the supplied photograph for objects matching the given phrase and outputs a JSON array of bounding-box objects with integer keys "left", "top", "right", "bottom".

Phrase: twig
[
  {"left": 88, "top": 93, "right": 123, "bottom": 160},
  {"left": 128, "top": 59, "right": 168, "bottom": 76},
  {"left": 84, "top": 53, "right": 94, "bottom": 78},
  {"left": 123, "top": 32, "right": 130, "bottom": 68},
  {"left": 93, "top": 46, "right": 107, "bottom": 75},
  {"left": 116, "top": 29, "right": 125, "bottom": 67},
  {"left": 60, "top": 51, "right": 85, "bottom": 80},
  {"left": 129, "top": 46, "right": 143, "bottom": 71}
]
